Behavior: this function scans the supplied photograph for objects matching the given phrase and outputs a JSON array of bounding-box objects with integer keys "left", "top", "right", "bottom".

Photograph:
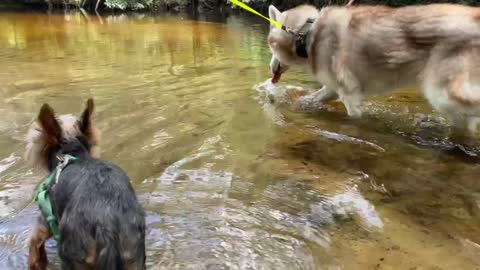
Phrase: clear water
[{"left": 0, "top": 10, "right": 479, "bottom": 270}]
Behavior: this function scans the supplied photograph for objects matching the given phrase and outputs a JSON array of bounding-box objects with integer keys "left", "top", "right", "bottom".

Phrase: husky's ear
[
  {"left": 38, "top": 103, "right": 63, "bottom": 146},
  {"left": 79, "top": 98, "right": 97, "bottom": 145},
  {"left": 269, "top": 5, "right": 280, "bottom": 21}
]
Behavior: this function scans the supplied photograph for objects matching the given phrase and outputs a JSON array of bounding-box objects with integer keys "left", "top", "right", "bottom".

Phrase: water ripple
[{"left": 0, "top": 154, "right": 19, "bottom": 175}]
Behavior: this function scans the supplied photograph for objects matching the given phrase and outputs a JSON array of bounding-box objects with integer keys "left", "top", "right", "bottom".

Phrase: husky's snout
[{"left": 270, "top": 57, "right": 289, "bottom": 84}]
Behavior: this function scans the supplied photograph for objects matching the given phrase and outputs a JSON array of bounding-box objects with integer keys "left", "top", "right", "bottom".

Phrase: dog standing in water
[
  {"left": 268, "top": 3, "right": 480, "bottom": 134},
  {"left": 25, "top": 99, "right": 146, "bottom": 270}
]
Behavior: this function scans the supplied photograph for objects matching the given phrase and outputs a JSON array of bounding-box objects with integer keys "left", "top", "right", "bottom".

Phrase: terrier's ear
[
  {"left": 80, "top": 98, "right": 96, "bottom": 141},
  {"left": 38, "top": 103, "right": 63, "bottom": 146}
]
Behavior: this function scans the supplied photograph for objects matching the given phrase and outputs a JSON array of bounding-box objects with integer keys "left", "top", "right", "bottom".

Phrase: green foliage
[
  {"left": 149, "top": 0, "right": 189, "bottom": 8},
  {"left": 104, "top": 0, "right": 151, "bottom": 9},
  {"left": 103, "top": 0, "right": 191, "bottom": 9}
]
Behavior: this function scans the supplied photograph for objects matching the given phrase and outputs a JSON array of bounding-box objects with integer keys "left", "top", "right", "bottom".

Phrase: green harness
[{"left": 35, "top": 154, "right": 78, "bottom": 240}]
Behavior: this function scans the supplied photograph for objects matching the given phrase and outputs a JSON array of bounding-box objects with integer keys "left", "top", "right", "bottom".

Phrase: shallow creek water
[{"left": 0, "top": 10, "right": 479, "bottom": 270}]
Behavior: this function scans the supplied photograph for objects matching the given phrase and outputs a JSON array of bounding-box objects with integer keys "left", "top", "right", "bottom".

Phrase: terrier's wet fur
[{"left": 25, "top": 99, "right": 146, "bottom": 270}]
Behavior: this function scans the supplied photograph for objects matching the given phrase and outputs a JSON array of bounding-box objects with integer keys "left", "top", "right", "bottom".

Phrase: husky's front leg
[
  {"left": 338, "top": 84, "right": 363, "bottom": 119},
  {"left": 291, "top": 86, "right": 339, "bottom": 110},
  {"left": 340, "top": 91, "right": 363, "bottom": 118},
  {"left": 336, "top": 69, "right": 363, "bottom": 118}
]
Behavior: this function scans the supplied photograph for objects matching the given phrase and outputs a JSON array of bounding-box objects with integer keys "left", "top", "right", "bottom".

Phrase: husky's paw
[
  {"left": 287, "top": 89, "right": 327, "bottom": 112},
  {"left": 286, "top": 89, "right": 308, "bottom": 104}
]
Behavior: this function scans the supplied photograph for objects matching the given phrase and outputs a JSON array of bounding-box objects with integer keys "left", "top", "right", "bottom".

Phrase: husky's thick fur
[{"left": 268, "top": 3, "right": 480, "bottom": 133}]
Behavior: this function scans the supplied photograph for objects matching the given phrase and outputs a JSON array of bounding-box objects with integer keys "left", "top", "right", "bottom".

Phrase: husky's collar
[{"left": 293, "top": 18, "right": 315, "bottom": 58}]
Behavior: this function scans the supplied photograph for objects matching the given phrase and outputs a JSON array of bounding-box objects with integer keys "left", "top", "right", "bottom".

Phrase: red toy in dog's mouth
[{"left": 271, "top": 72, "right": 282, "bottom": 84}]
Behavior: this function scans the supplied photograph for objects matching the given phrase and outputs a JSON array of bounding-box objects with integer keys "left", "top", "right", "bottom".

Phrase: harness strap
[
  {"left": 295, "top": 18, "right": 315, "bottom": 58},
  {"left": 35, "top": 154, "right": 77, "bottom": 240}
]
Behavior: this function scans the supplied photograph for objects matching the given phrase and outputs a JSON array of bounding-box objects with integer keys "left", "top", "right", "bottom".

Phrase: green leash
[{"left": 35, "top": 154, "right": 78, "bottom": 240}]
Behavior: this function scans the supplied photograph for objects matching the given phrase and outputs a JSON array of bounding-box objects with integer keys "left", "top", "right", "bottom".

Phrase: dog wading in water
[
  {"left": 25, "top": 99, "right": 146, "bottom": 270},
  {"left": 268, "top": 3, "right": 480, "bottom": 134}
]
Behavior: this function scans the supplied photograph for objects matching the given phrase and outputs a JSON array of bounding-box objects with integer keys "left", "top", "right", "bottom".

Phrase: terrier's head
[{"left": 25, "top": 99, "right": 100, "bottom": 172}]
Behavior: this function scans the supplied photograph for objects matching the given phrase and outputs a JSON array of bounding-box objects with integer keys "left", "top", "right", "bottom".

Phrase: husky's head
[{"left": 267, "top": 5, "right": 319, "bottom": 83}]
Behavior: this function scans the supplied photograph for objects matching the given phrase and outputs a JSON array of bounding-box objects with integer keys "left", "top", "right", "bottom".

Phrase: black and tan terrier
[{"left": 25, "top": 98, "right": 146, "bottom": 270}]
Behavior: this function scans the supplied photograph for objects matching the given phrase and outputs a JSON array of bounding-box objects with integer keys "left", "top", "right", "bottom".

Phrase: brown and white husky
[{"left": 268, "top": 3, "right": 480, "bottom": 133}]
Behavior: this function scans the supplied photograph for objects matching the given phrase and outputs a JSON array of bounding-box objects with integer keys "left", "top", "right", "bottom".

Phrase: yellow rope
[{"left": 230, "top": 0, "right": 285, "bottom": 30}]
